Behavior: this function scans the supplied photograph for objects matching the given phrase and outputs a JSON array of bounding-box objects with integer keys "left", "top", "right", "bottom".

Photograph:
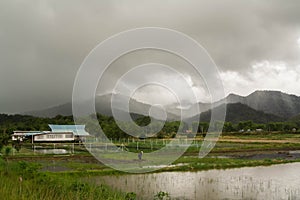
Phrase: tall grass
[{"left": 0, "top": 158, "right": 129, "bottom": 200}]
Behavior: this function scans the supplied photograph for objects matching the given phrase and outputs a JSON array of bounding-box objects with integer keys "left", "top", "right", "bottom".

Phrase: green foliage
[
  {"left": 134, "top": 116, "right": 151, "bottom": 126},
  {"left": 223, "top": 122, "right": 234, "bottom": 132},
  {"left": 237, "top": 120, "right": 253, "bottom": 130},
  {"left": 0, "top": 132, "right": 10, "bottom": 150},
  {"left": 12, "top": 140, "right": 22, "bottom": 152},
  {"left": 198, "top": 122, "right": 209, "bottom": 134},
  {"left": 0, "top": 112, "right": 299, "bottom": 143},
  {"left": 17, "top": 161, "right": 41, "bottom": 179},
  {"left": 0, "top": 160, "right": 128, "bottom": 200},
  {"left": 154, "top": 191, "right": 170, "bottom": 200},
  {"left": 4, "top": 147, "right": 11, "bottom": 156},
  {"left": 0, "top": 114, "right": 75, "bottom": 134},
  {"left": 156, "top": 131, "right": 166, "bottom": 139},
  {"left": 70, "top": 181, "right": 90, "bottom": 192},
  {"left": 163, "top": 121, "right": 180, "bottom": 133},
  {"left": 125, "top": 192, "right": 136, "bottom": 200}
]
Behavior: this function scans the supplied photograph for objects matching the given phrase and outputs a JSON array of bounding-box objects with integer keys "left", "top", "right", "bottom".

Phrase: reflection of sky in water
[
  {"left": 34, "top": 149, "right": 68, "bottom": 154},
  {"left": 99, "top": 162, "right": 300, "bottom": 200}
]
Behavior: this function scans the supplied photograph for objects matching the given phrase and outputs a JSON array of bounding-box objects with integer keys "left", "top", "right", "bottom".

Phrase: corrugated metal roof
[
  {"left": 48, "top": 124, "right": 89, "bottom": 136},
  {"left": 13, "top": 131, "right": 43, "bottom": 136}
]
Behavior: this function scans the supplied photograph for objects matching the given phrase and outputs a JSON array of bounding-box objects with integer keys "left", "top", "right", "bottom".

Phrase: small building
[
  {"left": 12, "top": 124, "right": 90, "bottom": 143},
  {"left": 12, "top": 131, "right": 42, "bottom": 141}
]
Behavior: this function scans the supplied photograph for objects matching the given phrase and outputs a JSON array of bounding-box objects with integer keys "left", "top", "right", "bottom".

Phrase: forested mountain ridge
[
  {"left": 197, "top": 103, "right": 284, "bottom": 123},
  {"left": 219, "top": 90, "right": 300, "bottom": 119},
  {"left": 23, "top": 90, "right": 300, "bottom": 121}
]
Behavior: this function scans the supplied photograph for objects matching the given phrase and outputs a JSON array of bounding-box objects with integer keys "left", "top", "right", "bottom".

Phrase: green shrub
[
  {"left": 154, "top": 191, "right": 170, "bottom": 200},
  {"left": 17, "top": 161, "right": 41, "bottom": 179},
  {"left": 125, "top": 192, "right": 136, "bottom": 200},
  {"left": 4, "top": 147, "right": 11, "bottom": 156}
]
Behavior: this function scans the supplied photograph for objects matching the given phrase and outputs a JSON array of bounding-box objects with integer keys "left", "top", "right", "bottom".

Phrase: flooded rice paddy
[{"left": 98, "top": 162, "right": 300, "bottom": 199}]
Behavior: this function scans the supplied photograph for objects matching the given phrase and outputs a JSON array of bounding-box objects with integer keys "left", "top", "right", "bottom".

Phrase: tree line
[{"left": 0, "top": 114, "right": 299, "bottom": 142}]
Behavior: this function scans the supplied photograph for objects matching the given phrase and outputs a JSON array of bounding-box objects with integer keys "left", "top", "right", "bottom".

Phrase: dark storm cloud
[{"left": 0, "top": 0, "right": 300, "bottom": 112}]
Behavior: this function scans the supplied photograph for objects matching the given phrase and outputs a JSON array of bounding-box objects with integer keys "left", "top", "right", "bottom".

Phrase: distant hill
[
  {"left": 24, "top": 90, "right": 300, "bottom": 121},
  {"left": 289, "top": 114, "right": 300, "bottom": 122},
  {"left": 198, "top": 103, "right": 284, "bottom": 123},
  {"left": 24, "top": 93, "right": 179, "bottom": 120},
  {"left": 287, "top": 113, "right": 300, "bottom": 127},
  {"left": 24, "top": 102, "right": 73, "bottom": 118},
  {"left": 217, "top": 90, "right": 300, "bottom": 119}
]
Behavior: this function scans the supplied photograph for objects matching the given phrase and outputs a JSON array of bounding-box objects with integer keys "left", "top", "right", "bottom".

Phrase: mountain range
[{"left": 24, "top": 90, "right": 300, "bottom": 123}]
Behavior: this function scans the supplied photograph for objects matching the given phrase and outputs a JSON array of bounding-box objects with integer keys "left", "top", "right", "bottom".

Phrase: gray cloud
[{"left": 1, "top": 0, "right": 300, "bottom": 113}]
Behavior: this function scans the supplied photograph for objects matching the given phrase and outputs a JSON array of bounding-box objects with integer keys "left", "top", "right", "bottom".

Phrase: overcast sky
[{"left": 1, "top": 0, "right": 300, "bottom": 113}]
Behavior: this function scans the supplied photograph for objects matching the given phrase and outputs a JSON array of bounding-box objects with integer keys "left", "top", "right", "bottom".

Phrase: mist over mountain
[
  {"left": 24, "top": 93, "right": 179, "bottom": 120},
  {"left": 24, "top": 90, "right": 300, "bottom": 122},
  {"left": 24, "top": 102, "right": 73, "bottom": 118}
]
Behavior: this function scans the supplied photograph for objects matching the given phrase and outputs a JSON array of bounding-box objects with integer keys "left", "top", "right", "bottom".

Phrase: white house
[
  {"left": 12, "top": 124, "right": 90, "bottom": 143},
  {"left": 48, "top": 124, "right": 90, "bottom": 142}
]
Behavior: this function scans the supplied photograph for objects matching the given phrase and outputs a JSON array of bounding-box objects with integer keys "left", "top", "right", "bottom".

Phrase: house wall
[{"left": 34, "top": 133, "right": 74, "bottom": 142}]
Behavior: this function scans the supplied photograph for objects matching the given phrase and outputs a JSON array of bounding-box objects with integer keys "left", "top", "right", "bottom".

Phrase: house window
[
  {"left": 36, "top": 135, "right": 44, "bottom": 139},
  {"left": 47, "top": 134, "right": 62, "bottom": 139},
  {"left": 56, "top": 135, "right": 63, "bottom": 138},
  {"left": 47, "top": 135, "right": 54, "bottom": 139}
]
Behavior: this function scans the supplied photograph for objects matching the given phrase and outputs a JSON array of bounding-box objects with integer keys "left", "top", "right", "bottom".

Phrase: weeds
[{"left": 0, "top": 157, "right": 129, "bottom": 200}]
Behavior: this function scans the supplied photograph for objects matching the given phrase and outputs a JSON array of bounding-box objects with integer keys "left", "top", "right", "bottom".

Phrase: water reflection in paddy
[
  {"left": 98, "top": 162, "right": 300, "bottom": 199},
  {"left": 34, "top": 149, "right": 69, "bottom": 154}
]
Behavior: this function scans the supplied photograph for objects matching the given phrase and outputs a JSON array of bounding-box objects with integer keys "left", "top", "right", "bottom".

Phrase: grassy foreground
[
  {"left": 0, "top": 158, "right": 134, "bottom": 200},
  {"left": 2, "top": 157, "right": 298, "bottom": 200}
]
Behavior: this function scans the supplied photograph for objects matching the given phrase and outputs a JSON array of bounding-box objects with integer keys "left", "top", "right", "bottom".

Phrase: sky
[{"left": 1, "top": 0, "right": 300, "bottom": 113}]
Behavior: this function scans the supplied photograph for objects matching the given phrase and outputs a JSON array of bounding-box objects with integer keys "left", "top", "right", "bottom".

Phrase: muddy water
[{"left": 98, "top": 163, "right": 300, "bottom": 200}]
